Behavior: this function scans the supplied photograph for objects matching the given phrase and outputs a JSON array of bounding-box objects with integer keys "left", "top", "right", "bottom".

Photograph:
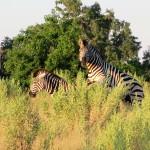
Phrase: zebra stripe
[
  {"left": 29, "top": 69, "right": 68, "bottom": 97},
  {"left": 78, "top": 39, "right": 144, "bottom": 103}
]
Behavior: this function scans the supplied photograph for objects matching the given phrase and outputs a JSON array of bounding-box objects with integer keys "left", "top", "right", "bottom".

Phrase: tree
[
  {"left": 55, "top": 1, "right": 141, "bottom": 62},
  {"left": 55, "top": 0, "right": 82, "bottom": 19},
  {"left": 143, "top": 47, "right": 150, "bottom": 64},
  {"left": 106, "top": 20, "right": 141, "bottom": 65},
  {"left": 4, "top": 21, "right": 60, "bottom": 87},
  {"left": 45, "top": 18, "right": 81, "bottom": 75},
  {"left": 142, "top": 47, "right": 150, "bottom": 81},
  {"left": 118, "top": 57, "right": 143, "bottom": 76},
  {"left": 0, "top": 36, "right": 13, "bottom": 50},
  {"left": 3, "top": 0, "right": 143, "bottom": 87},
  {"left": 0, "top": 37, "right": 13, "bottom": 75}
]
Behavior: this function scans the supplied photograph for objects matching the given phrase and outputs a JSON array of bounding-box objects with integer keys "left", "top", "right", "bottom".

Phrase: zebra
[
  {"left": 29, "top": 69, "right": 68, "bottom": 98},
  {"left": 78, "top": 39, "right": 144, "bottom": 104}
]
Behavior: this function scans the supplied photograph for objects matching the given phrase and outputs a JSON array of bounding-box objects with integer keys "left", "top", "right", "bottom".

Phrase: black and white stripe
[
  {"left": 78, "top": 39, "right": 144, "bottom": 103},
  {"left": 29, "top": 69, "right": 68, "bottom": 97}
]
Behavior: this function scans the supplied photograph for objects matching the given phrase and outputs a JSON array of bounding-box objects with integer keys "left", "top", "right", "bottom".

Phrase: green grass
[{"left": 0, "top": 72, "right": 150, "bottom": 150}]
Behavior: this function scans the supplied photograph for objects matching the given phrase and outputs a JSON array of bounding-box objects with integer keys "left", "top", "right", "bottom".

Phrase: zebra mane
[
  {"left": 33, "top": 68, "right": 52, "bottom": 78},
  {"left": 88, "top": 44, "right": 102, "bottom": 58}
]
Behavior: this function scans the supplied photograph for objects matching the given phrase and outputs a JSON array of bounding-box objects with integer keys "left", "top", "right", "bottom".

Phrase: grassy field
[{"left": 0, "top": 72, "right": 150, "bottom": 150}]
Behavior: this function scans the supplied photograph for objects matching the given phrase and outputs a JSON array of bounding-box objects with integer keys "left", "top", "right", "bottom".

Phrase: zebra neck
[
  {"left": 86, "top": 56, "right": 105, "bottom": 73},
  {"left": 86, "top": 58, "right": 107, "bottom": 83}
]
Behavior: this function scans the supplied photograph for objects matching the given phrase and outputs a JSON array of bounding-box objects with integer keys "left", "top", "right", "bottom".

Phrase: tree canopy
[{"left": 1, "top": 0, "right": 149, "bottom": 87}]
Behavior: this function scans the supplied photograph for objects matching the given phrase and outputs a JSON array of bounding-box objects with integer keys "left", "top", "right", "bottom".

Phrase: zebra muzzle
[{"left": 29, "top": 91, "right": 36, "bottom": 98}]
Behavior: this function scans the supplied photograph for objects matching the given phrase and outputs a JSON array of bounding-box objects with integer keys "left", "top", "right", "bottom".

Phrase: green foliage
[
  {"left": 0, "top": 36, "right": 13, "bottom": 50},
  {"left": 3, "top": 0, "right": 146, "bottom": 87},
  {"left": 0, "top": 79, "right": 39, "bottom": 149},
  {"left": 45, "top": 18, "right": 81, "bottom": 75},
  {"left": 0, "top": 72, "right": 150, "bottom": 150},
  {"left": 55, "top": 0, "right": 82, "bottom": 18},
  {"left": 117, "top": 57, "right": 150, "bottom": 81},
  {"left": 4, "top": 48, "right": 35, "bottom": 87},
  {"left": 4, "top": 18, "right": 60, "bottom": 87},
  {"left": 0, "top": 0, "right": 150, "bottom": 149},
  {"left": 142, "top": 48, "right": 150, "bottom": 81}
]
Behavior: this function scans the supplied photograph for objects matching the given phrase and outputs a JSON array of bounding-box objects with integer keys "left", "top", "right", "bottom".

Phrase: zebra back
[
  {"left": 33, "top": 68, "right": 53, "bottom": 78},
  {"left": 29, "top": 69, "right": 68, "bottom": 97}
]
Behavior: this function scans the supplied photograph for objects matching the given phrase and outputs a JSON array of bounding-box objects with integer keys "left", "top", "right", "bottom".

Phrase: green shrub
[{"left": 0, "top": 73, "right": 149, "bottom": 150}]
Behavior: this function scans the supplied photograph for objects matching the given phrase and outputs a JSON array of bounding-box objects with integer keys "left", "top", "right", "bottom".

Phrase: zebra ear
[
  {"left": 38, "top": 73, "right": 46, "bottom": 79},
  {"left": 78, "top": 39, "right": 87, "bottom": 48}
]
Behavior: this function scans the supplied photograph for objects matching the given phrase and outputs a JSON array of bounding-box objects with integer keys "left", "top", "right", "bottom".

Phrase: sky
[{"left": 0, "top": 0, "right": 150, "bottom": 60}]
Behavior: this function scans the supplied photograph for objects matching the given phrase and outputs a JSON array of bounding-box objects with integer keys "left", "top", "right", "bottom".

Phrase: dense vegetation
[
  {"left": 0, "top": 1, "right": 150, "bottom": 149},
  {"left": 0, "top": 0, "right": 149, "bottom": 87},
  {"left": 0, "top": 72, "right": 150, "bottom": 150}
]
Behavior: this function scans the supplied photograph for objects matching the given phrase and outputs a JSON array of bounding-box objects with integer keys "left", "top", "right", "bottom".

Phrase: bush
[{"left": 0, "top": 72, "right": 149, "bottom": 150}]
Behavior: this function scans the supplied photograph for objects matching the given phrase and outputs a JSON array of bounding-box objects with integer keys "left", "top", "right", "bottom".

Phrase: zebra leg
[
  {"left": 129, "top": 92, "right": 143, "bottom": 106},
  {"left": 124, "top": 94, "right": 132, "bottom": 104},
  {"left": 87, "top": 81, "right": 96, "bottom": 88},
  {"left": 87, "top": 81, "right": 93, "bottom": 88},
  {"left": 50, "top": 93, "right": 54, "bottom": 97}
]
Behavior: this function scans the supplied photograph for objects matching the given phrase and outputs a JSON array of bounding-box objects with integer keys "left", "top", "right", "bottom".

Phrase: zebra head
[
  {"left": 78, "top": 39, "right": 89, "bottom": 67},
  {"left": 29, "top": 72, "right": 46, "bottom": 98}
]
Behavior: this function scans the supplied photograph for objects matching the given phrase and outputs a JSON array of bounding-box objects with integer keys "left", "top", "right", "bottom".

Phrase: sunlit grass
[{"left": 0, "top": 72, "right": 149, "bottom": 150}]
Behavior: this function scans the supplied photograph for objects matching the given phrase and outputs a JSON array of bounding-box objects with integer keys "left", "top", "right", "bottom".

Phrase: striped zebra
[
  {"left": 78, "top": 39, "right": 144, "bottom": 104},
  {"left": 29, "top": 69, "right": 68, "bottom": 97}
]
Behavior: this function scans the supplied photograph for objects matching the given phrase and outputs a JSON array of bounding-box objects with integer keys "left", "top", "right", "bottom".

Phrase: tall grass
[{"left": 0, "top": 72, "right": 149, "bottom": 150}]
